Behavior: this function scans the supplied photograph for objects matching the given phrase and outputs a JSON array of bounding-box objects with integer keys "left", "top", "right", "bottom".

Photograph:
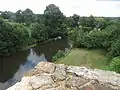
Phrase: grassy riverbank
[{"left": 56, "top": 48, "right": 108, "bottom": 69}]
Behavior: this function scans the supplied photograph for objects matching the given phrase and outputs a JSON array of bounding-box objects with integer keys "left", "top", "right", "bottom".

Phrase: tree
[
  {"left": 0, "top": 11, "right": 16, "bottom": 21},
  {"left": 87, "top": 15, "right": 96, "bottom": 29},
  {"left": 72, "top": 14, "right": 80, "bottom": 28},
  {"left": 15, "top": 9, "right": 35, "bottom": 24},
  {"left": 34, "top": 14, "right": 45, "bottom": 23},
  {"left": 15, "top": 10, "right": 24, "bottom": 23},
  {"left": 95, "top": 17, "right": 110, "bottom": 30},
  {"left": 66, "top": 16, "right": 73, "bottom": 27},
  {"left": 30, "top": 23, "right": 48, "bottom": 42},
  {"left": 0, "top": 18, "right": 31, "bottom": 56},
  {"left": 22, "top": 8, "right": 35, "bottom": 24},
  {"left": 44, "top": 4, "right": 67, "bottom": 38},
  {"left": 79, "top": 15, "right": 96, "bottom": 31}
]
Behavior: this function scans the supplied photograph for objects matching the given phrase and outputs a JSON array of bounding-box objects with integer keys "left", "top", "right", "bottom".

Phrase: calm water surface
[{"left": 0, "top": 39, "right": 70, "bottom": 89}]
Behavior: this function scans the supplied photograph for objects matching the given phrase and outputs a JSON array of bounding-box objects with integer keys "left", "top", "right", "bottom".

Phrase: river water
[{"left": 0, "top": 39, "right": 70, "bottom": 89}]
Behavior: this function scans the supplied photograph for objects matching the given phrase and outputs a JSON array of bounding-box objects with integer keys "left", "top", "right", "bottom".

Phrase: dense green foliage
[
  {"left": 105, "top": 57, "right": 120, "bottom": 73},
  {"left": 44, "top": 4, "right": 68, "bottom": 38},
  {"left": 30, "top": 23, "right": 49, "bottom": 42},
  {"left": 0, "top": 18, "right": 31, "bottom": 56},
  {"left": 68, "top": 17, "right": 120, "bottom": 57}
]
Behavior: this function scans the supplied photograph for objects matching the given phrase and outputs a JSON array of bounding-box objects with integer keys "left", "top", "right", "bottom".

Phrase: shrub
[
  {"left": 77, "top": 30, "right": 109, "bottom": 49},
  {"left": 52, "top": 50, "right": 65, "bottom": 62},
  {"left": 108, "top": 39, "right": 120, "bottom": 57},
  {"left": 109, "top": 56, "right": 120, "bottom": 73}
]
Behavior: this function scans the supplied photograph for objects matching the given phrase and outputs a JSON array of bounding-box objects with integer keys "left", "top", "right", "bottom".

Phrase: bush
[
  {"left": 108, "top": 39, "right": 120, "bottom": 57},
  {"left": 52, "top": 50, "right": 65, "bottom": 62},
  {"left": 109, "top": 56, "right": 120, "bottom": 73},
  {"left": 75, "top": 30, "right": 110, "bottom": 49}
]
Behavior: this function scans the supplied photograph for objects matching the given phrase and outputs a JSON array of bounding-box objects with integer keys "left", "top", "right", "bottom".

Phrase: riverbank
[
  {"left": 22, "top": 38, "right": 54, "bottom": 50},
  {"left": 22, "top": 37, "right": 66, "bottom": 50},
  {"left": 56, "top": 48, "right": 108, "bottom": 69}
]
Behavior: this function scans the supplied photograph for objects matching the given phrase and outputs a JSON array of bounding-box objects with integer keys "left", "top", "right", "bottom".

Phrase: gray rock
[
  {"left": 29, "top": 75, "right": 54, "bottom": 89},
  {"left": 53, "top": 64, "right": 66, "bottom": 81},
  {"left": 34, "top": 62, "right": 55, "bottom": 74},
  {"left": 66, "top": 76, "right": 89, "bottom": 87},
  {"left": 7, "top": 62, "right": 120, "bottom": 90},
  {"left": 94, "top": 69, "right": 120, "bottom": 87},
  {"left": 67, "top": 66, "right": 98, "bottom": 79},
  {"left": 26, "top": 62, "right": 55, "bottom": 76}
]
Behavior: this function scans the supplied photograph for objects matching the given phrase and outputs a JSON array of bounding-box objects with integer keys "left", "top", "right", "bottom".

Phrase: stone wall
[{"left": 7, "top": 62, "right": 120, "bottom": 90}]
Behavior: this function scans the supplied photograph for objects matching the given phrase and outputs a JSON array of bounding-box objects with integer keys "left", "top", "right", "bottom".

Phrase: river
[{"left": 0, "top": 39, "right": 70, "bottom": 89}]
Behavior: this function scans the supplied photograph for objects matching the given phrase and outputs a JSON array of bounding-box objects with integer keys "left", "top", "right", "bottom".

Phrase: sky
[{"left": 0, "top": 0, "right": 120, "bottom": 17}]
